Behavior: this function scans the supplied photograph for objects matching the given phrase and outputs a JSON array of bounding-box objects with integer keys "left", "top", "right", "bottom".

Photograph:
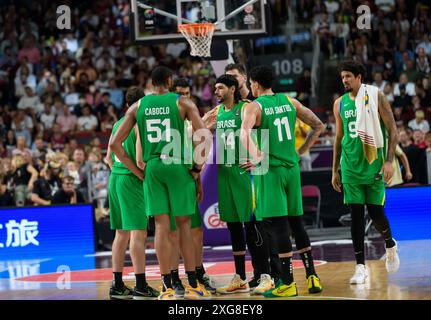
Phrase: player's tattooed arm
[
  {"left": 332, "top": 97, "right": 343, "bottom": 192},
  {"left": 109, "top": 102, "right": 144, "bottom": 180},
  {"left": 378, "top": 90, "right": 398, "bottom": 182},
  {"left": 292, "top": 98, "right": 326, "bottom": 156},
  {"left": 378, "top": 91, "right": 398, "bottom": 163}
]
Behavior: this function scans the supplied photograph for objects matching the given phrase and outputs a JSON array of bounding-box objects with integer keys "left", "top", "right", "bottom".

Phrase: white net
[{"left": 179, "top": 23, "right": 215, "bottom": 58}]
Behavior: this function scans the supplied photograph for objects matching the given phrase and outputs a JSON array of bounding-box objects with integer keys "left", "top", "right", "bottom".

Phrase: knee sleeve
[
  {"left": 270, "top": 216, "right": 293, "bottom": 254},
  {"left": 350, "top": 204, "right": 365, "bottom": 251},
  {"left": 287, "top": 216, "right": 310, "bottom": 250},
  {"left": 367, "top": 204, "right": 385, "bottom": 221},
  {"left": 227, "top": 222, "right": 246, "bottom": 252}
]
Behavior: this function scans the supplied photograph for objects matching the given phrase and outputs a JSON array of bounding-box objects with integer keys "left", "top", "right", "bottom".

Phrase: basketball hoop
[{"left": 178, "top": 23, "right": 215, "bottom": 58}]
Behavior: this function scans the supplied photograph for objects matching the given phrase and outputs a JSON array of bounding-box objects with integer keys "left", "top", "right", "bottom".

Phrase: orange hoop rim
[{"left": 178, "top": 22, "right": 215, "bottom": 34}]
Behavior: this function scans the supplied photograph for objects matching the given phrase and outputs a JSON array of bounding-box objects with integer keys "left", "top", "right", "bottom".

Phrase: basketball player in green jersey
[
  {"left": 110, "top": 66, "right": 212, "bottom": 300},
  {"left": 105, "top": 87, "right": 159, "bottom": 299},
  {"left": 167, "top": 78, "right": 216, "bottom": 296},
  {"left": 240, "top": 66, "right": 325, "bottom": 297},
  {"left": 210, "top": 74, "right": 275, "bottom": 295},
  {"left": 332, "top": 61, "right": 400, "bottom": 284}
]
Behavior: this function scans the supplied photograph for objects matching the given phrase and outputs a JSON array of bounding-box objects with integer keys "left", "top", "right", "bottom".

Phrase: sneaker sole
[
  {"left": 133, "top": 295, "right": 158, "bottom": 300},
  {"left": 184, "top": 295, "right": 212, "bottom": 300},
  {"left": 110, "top": 295, "right": 133, "bottom": 300},
  {"left": 308, "top": 287, "right": 323, "bottom": 294},
  {"left": 216, "top": 288, "right": 250, "bottom": 295}
]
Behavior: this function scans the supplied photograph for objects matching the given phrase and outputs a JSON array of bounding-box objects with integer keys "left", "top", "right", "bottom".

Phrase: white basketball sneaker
[
  {"left": 350, "top": 264, "right": 369, "bottom": 284},
  {"left": 385, "top": 240, "right": 400, "bottom": 274}
]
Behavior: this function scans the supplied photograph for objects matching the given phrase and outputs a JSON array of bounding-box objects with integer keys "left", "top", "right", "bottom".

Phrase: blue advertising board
[{"left": 0, "top": 204, "right": 95, "bottom": 260}]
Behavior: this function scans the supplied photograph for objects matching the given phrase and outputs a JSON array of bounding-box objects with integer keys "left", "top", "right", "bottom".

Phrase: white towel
[{"left": 355, "top": 84, "right": 384, "bottom": 164}]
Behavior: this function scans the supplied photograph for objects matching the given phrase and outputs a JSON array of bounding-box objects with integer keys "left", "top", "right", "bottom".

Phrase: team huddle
[{"left": 105, "top": 61, "right": 400, "bottom": 300}]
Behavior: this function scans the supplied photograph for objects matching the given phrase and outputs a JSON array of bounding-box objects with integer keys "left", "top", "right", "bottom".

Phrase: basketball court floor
[{"left": 1, "top": 237, "right": 430, "bottom": 300}]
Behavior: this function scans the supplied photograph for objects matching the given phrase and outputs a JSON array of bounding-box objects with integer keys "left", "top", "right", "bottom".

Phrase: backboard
[{"left": 130, "top": 0, "right": 268, "bottom": 44}]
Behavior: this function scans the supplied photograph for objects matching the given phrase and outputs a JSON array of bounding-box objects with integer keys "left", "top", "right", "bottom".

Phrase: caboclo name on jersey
[
  {"left": 144, "top": 107, "right": 170, "bottom": 116},
  {"left": 264, "top": 104, "right": 292, "bottom": 116}
]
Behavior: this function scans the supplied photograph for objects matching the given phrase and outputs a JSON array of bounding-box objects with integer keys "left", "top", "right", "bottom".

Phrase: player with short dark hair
[
  {"left": 240, "top": 65, "right": 325, "bottom": 297},
  {"left": 332, "top": 60, "right": 400, "bottom": 284},
  {"left": 169, "top": 77, "right": 216, "bottom": 296},
  {"left": 105, "top": 86, "right": 159, "bottom": 299},
  {"left": 110, "top": 66, "right": 212, "bottom": 300}
]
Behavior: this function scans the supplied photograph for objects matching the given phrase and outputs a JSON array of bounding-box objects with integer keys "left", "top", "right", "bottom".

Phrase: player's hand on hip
[
  {"left": 239, "top": 159, "right": 256, "bottom": 171},
  {"left": 331, "top": 171, "right": 342, "bottom": 192},
  {"left": 382, "top": 161, "right": 394, "bottom": 183}
]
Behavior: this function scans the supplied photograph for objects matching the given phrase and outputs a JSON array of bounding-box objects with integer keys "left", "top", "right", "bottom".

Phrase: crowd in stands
[
  {"left": 0, "top": 1, "right": 430, "bottom": 209},
  {"left": 302, "top": 0, "right": 431, "bottom": 182}
]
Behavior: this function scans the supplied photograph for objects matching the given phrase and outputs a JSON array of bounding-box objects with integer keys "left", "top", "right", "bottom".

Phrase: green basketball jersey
[
  {"left": 216, "top": 100, "right": 248, "bottom": 165},
  {"left": 340, "top": 93, "right": 386, "bottom": 184},
  {"left": 256, "top": 94, "right": 299, "bottom": 167},
  {"left": 111, "top": 116, "right": 137, "bottom": 175},
  {"left": 136, "top": 92, "right": 186, "bottom": 163}
]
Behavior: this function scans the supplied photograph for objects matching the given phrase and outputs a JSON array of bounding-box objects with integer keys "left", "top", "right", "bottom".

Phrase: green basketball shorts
[
  {"left": 343, "top": 180, "right": 386, "bottom": 205},
  {"left": 144, "top": 158, "right": 197, "bottom": 217},
  {"left": 255, "top": 164, "right": 303, "bottom": 220},
  {"left": 217, "top": 165, "right": 254, "bottom": 223},
  {"left": 109, "top": 173, "right": 147, "bottom": 230}
]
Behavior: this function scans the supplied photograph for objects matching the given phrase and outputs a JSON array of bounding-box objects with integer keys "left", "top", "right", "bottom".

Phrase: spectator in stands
[
  {"left": 51, "top": 175, "right": 85, "bottom": 205},
  {"left": 408, "top": 110, "right": 430, "bottom": 133},
  {"left": 383, "top": 82, "right": 395, "bottom": 104},
  {"left": 14, "top": 64, "right": 36, "bottom": 98},
  {"left": 76, "top": 54, "right": 97, "bottom": 82},
  {"left": 11, "top": 154, "right": 38, "bottom": 206},
  {"left": 50, "top": 123, "right": 68, "bottom": 151},
  {"left": 88, "top": 151, "right": 109, "bottom": 209},
  {"left": 393, "top": 84, "right": 412, "bottom": 110},
  {"left": 416, "top": 47, "right": 431, "bottom": 75},
  {"left": 394, "top": 72, "right": 416, "bottom": 96},
  {"left": 96, "top": 92, "right": 115, "bottom": 122},
  {"left": 296, "top": 68, "right": 312, "bottom": 106},
  {"left": 5, "top": 130, "right": 16, "bottom": 157},
  {"left": 67, "top": 148, "right": 90, "bottom": 201},
  {"left": 0, "top": 158, "right": 14, "bottom": 207},
  {"left": 13, "top": 120, "right": 33, "bottom": 151},
  {"left": 107, "top": 79, "right": 124, "bottom": 111},
  {"left": 372, "top": 71, "right": 387, "bottom": 92},
  {"left": 405, "top": 59, "right": 421, "bottom": 83},
  {"left": 314, "top": 13, "right": 333, "bottom": 58},
  {"left": 40, "top": 99, "right": 56, "bottom": 131},
  {"left": 31, "top": 160, "right": 62, "bottom": 205},
  {"left": 17, "top": 86, "right": 41, "bottom": 113},
  {"left": 100, "top": 105, "right": 118, "bottom": 132},
  {"left": 56, "top": 104, "right": 77, "bottom": 135},
  {"left": 31, "top": 136, "right": 50, "bottom": 160},
  {"left": 416, "top": 33, "right": 431, "bottom": 56},
  {"left": 17, "top": 35, "right": 41, "bottom": 65},
  {"left": 73, "top": 94, "right": 88, "bottom": 117},
  {"left": 12, "top": 136, "right": 32, "bottom": 160},
  {"left": 78, "top": 104, "right": 98, "bottom": 132},
  {"left": 413, "top": 129, "right": 427, "bottom": 148}
]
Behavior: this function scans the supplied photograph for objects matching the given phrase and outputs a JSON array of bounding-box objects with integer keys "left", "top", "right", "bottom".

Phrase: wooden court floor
[{"left": 1, "top": 249, "right": 430, "bottom": 300}]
